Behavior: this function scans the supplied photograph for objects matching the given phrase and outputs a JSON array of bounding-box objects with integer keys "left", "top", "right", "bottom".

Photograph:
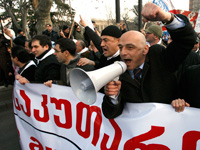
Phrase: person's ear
[
  {"left": 13, "top": 56, "right": 18, "bottom": 62},
  {"left": 44, "top": 44, "right": 49, "bottom": 50},
  {"left": 64, "top": 50, "right": 69, "bottom": 56},
  {"left": 143, "top": 44, "right": 149, "bottom": 55}
]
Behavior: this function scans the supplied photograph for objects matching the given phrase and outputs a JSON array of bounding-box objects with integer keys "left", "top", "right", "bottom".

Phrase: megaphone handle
[{"left": 109, "top": 76, "right": 119, "bottom": 100}]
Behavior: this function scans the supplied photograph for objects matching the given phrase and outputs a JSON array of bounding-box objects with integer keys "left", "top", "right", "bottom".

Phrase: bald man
[{"left": 102, "top": 2, "right": 196, "bottom": 119}]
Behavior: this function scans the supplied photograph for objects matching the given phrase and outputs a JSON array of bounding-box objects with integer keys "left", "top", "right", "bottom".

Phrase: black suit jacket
[
  {"left": 102, "top": 14, "right": 197, "bottom": 119},
  {"left": 34, "top": 54, "right": 60, "bottom": 83},
  {"left": 95, "top": 55, "right": 121, "bottom": 69},
  {"left": 19, "top": 64, "right": 36, "bottom": 81},
  {"left": 179, "top": 64, "right": 200, "bottom": 108},
  {"left": 175, "top": 51, "right": 200, "bottom": 84}
]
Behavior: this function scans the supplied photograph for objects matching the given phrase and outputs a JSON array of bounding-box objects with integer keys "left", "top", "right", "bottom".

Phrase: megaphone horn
[{"left": 69, "top": 61, "right": 127, "bottom": 105}]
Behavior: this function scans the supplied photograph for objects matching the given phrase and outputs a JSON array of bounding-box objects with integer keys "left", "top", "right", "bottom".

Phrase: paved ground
[
  {"left": 0, "top": 85, "right": 13, "bottom": 112},
  {"left": 0, "top": 85, "right": 21, "bottom": 150}
]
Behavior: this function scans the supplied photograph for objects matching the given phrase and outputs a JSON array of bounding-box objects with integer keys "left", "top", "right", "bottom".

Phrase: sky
[
  {"left": 0, "top": 0, "right": 190, "bottom": 20},
  {"left": 69, "top": 0, "right": 190, "bottom": 20}
]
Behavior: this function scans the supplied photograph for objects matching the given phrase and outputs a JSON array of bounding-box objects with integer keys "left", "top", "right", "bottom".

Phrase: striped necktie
[{"left": 133, "top": 68, "right": 142, "bottom": 85}]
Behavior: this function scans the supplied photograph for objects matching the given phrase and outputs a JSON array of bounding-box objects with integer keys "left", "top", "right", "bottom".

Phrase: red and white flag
[
  {"left": 153, "top": 0, "right": 198, "bottom": 28},
  {"left": 153, "top": 0, "right": 198, "bottom": 40}
]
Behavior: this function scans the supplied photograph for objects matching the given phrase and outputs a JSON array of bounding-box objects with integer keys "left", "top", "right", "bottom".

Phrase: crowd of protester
[{"left": 0, "top": 2, "right": 200, "bottom": 119}]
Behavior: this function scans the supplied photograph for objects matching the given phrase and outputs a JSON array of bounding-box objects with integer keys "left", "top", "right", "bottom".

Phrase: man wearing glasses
[{"left": 44, "top": 38, "right": 94, "bottom": 87}]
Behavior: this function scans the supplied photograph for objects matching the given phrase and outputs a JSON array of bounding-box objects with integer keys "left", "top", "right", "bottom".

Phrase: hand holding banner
[{"left": 13, "top": 81, "right": 200, "bottom": 150}]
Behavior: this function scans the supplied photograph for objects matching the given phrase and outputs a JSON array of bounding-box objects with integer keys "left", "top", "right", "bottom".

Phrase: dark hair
[
  {"left": 46, "top": 24, "right": 51, "bottom": 27},
  {"left": 11, "top": 45, "right": 30, "bottom": 63},
  {"left": 31, "top": 35, "right": 52, "bottom": 50},
  {"left": 62, "top": 25, "right": 69, "bottom": 31},
  {"left": 55, "top": 38, "right": 76, "bottom": 56},
  {"left": 17, "top": 29, "right": 23, "bottom": 34}
]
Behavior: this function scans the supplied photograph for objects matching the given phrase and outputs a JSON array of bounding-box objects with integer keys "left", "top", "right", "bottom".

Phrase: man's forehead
[
  {"left": 119, "top": 36, "right": 140, "bottom": 46},
  {"left": 118, "top": 41, "right": 136, "bottom": 48},
  {"left": 31, "top": 40, "right": 40, "bottom": 46}
]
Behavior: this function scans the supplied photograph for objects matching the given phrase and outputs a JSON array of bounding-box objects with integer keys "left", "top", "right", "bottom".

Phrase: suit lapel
[
  {"left": 141, "top": 61, "right": 149, "bottom": 85},
  {"left": 121, "top": 71, "right": 140, "bottom": 88},
  {"left": 121, "top": 56, "right": 150, "bottom": 88}
]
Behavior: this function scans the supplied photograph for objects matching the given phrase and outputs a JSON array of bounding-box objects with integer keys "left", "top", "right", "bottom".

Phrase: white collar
[
  {"left": 77, "top": 47, "right": 89, "bottom": 54},
  {"left": 20, "top": 60, "right": 36, "bottom": 75},
  {"left": 36, "top": 49, "right": 55, "bottom": 64},
  {"left": 147, "top": 39, "right": 162, "bottom": 47},
  {"left": 107, "top": 50, "right": 120, "bottom": 60},
  {"left": 157, "top": 38, "right": 162, "bottom": 44}
]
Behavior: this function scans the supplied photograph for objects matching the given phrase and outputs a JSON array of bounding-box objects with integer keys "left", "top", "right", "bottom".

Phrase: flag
[
  {"left": 152, "top": 0, "right": 175, "bottom": 13},
  {"left": 175, "top": 10, "right": 198, "bottom": 29},
  {"left": 153, "top": 0, "right": 198, "bottom": 40},
  {"left": 153, "top": 0, "right": 198, "bottom": 29}
]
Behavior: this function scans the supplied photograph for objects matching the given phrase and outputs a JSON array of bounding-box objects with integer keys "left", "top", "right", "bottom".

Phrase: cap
[
  {"left": 101, "top": 25, "right": 122, "bottom": 38},
  {"left": 145, "top": 25, "right": 162, "bottom": 38}
]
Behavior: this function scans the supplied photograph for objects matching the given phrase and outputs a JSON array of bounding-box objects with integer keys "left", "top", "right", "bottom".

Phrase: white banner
[{"left": 13, "top": 81, "right": 200, "bottom": 150}]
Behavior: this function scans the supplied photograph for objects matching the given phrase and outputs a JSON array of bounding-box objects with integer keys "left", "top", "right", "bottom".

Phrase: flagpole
[
  {"left": 68, "top": 20, "right": 75, "bottom": 39},
  {"left": 116, "top": 0, "right": 120, "bottom": 23},
  {"left": 143, "top": 22, "right": 147, "bottom": 30},
  {"left": 138, "top": 0, "right": 142, "bottom": 31}
]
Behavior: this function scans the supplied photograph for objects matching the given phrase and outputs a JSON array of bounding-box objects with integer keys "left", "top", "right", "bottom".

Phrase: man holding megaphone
[
  {"left": 102, "top": 2, "right": 197, "bottom": 119},
  {"left": 76, "top": 19, "right": 123, "bottom": 95}
]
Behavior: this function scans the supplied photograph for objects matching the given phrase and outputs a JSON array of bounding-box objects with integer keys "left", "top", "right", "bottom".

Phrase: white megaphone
[{"left": 69, "top": 61, "right": 127, "bottom": 105}]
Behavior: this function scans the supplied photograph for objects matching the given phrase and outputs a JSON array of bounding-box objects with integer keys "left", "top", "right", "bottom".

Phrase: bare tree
[
  {"left": 53, "top": 0, "right": 74, "bottom": 30},
  {"left": 131, "top": 4, "right": 147, "bottom": 30},
  {"left": 54, "top": 0, "right": 71, "bottom": 22},
  {"left": 0, "top": 0, "right": 31, "bottom": 39},
  {"left": 32, "top": 0, "right": 53, "bottom": 35},
  {"left": 0, "top": 0, "right": 76, "bottom": 37},
  {"left": 0, "top": 0, "right": 21, "bottom": 29},
  {"left": 121, "top": 7, "right": 131, "bottom": 30},
  {"left": 105, "top": 5, "right": 115, "bottom": 25},
  {"left": 32, "top": 0, "right": 73, "bottom": 34},
  {"left": 19, "top": 0, "right": 30, "bottom": 38}
]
